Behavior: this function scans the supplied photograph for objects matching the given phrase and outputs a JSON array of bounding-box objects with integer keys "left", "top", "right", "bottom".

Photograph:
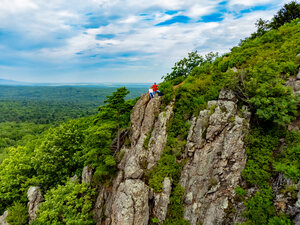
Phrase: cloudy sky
[{"left": 0, "top": 0, "right": 291, "bottom": 83}]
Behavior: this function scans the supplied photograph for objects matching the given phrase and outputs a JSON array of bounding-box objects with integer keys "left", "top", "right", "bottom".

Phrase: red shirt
[{"left": 152, "top": 84, "right": 158, "bottom": 91}]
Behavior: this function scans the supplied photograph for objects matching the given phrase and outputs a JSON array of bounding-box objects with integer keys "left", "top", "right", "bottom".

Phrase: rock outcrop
[
  {"left": 287, "top": 68, "right": 300, "bottom": 96},
  {"left": 295, "top": 181, "right": 300, "bottom": 225},
  {"left": 153, "top": 177, "right": 172, "bottom": 223},
  {"left": 93, "top": 89, "right": 251, "bottom": 225},
  {"left": 180, "top": 89, "right": 250, "bottom": 225},
  {"left": 82, "top": 165, "right": 93, "bottom": 184},
  {"left": 0, "top": 211, "right": 8, "bottom": 225},
  {"left": 27, "top": 186, "right": 43, "bottom": 222},
  {"left": 93, "top": 94, "right": 174, "bottom": 225}
]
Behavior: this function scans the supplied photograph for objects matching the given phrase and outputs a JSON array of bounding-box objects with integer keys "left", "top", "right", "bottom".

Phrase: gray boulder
[
  {"left": 82, "top": 165, "right": 93, "bottom": 184},
  {"left": 27, "top": 186, "right": 43, "bottom": 222},
  {"left": 0, "top": 211, "right": 8, "bottom": 225}
]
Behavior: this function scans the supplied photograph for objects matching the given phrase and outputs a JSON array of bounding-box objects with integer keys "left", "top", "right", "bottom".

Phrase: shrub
[
  {"left": 268, "top": 216, "right": 293, "bottom": 225},
  {"left": 244, "top": 187, "right": 276, "bottom": 225},
  {"left": 163, "top": 185, "right": 189, "bottom": 225},
  {"left": 274, "top": 130, "right": 300, "bottom": 182},
  {"left": 159, "top": 81, "right": 174, "bottom": 106},
  {"left": 149, "top": 154, "right": 181, "bottom": 192},
  {"left": 6, "top": 202, "right": 28, "bottom": 225},
  {"left": 33, "top": 181, "right": 95, "bottom": 225},
  {"left": 242, "top": 128, "right": 279, "bottom": 186}
]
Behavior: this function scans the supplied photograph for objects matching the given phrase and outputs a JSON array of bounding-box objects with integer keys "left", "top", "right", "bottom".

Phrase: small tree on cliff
[{"left": 105, "top": 87, "right": 130, "bottom": 151}]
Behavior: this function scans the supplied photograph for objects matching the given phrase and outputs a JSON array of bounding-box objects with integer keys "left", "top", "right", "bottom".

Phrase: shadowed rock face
[{"left": 180, "top": 89, "right": 250, "bottom": 225}]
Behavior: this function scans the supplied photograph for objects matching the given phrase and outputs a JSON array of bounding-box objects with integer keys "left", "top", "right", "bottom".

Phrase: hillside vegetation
[
  {"left": 0, "top": 2, "right": 300, "bottom": 224},
  {"left": 154, "top": 5, "right": 300, "bottom": 224}
]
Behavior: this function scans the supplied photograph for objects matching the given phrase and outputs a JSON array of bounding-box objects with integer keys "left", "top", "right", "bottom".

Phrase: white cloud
[
  {"left": 0, "top": 0, "right": 38, "bottom": 13},
  {"left": 0, "top": 0, "right": 293, "bottom": 82}
]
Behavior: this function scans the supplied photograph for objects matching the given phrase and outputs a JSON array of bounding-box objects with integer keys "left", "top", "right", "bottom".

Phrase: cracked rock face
[
  {"left": 93, "top": 94, "right": 174, "bottom": 225},
  {"left": 147, "top": 104, "right": 174, "bottom": 170},
  {"left": 93, "top": 89, "right": 250, "bottom": 225},
  {"left": 153, "top": 177, "right": 172, "bottom": 223},
  {"left": 27, "top": 186, "right": 44, "bottom": 222},
  {"left": 180, "top": 89, "right": 250, "bottom": 225},
  {"left": 111, "top": 179, "right": 149, "bottom": 225}
]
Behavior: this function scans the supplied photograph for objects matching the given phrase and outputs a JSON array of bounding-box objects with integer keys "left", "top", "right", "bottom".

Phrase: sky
[{"left": 0, "top": 0, "right": 292, "bottom": 83}]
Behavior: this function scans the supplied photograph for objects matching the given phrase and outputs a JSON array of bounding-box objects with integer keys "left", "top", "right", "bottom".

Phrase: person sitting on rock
[
  {"left": 149, "top": 87, "right": 154, "bottom": 99},
  {"left": 152, "top": 82, "right": 161, "bottom": 96}
]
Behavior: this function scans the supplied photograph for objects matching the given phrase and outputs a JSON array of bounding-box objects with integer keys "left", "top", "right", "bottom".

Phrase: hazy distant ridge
[{"left": 0, "top": 78, "right": 152, "bottom": 87}]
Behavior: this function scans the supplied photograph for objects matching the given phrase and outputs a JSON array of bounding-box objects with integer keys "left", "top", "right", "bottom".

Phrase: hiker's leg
[
  {"left": 149, "top": 93, "right": 153, "bottom": 99},
  {"left": 157, "top": 90, "right": 161, "bottom": 96}
]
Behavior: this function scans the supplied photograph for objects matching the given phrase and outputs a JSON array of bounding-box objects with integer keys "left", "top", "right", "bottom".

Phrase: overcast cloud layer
[{"left": 0, "top": 0, "right": 292, "bottom": 83}]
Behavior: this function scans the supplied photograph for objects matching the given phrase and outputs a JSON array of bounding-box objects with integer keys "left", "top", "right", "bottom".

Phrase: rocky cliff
[
  {"left": 1, "top": 85, "right": 298, "bottom": 225},
  {"left": 92, "top": 89, "right": 251, "bottom": 225}
]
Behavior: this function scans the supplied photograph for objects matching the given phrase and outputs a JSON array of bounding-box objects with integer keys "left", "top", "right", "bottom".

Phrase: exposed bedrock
[{"left": 180, "top": 89, "right": 250, "bottom": 225}]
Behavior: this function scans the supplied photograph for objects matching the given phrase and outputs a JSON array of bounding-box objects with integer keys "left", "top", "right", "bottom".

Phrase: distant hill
[
  {"left": 0, "top": 79, "right": 31, "bottom": 86},
  {"left": 0, "top": 78, "right": 152, "bottom": 88}
]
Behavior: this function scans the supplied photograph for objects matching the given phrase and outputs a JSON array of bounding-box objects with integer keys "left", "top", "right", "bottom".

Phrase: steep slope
[
  {"left": 91, "top": 88, "right": 251, "bottom": 225},
  {"left": 93, "top": 94, "right": 174, "bottom": 224},
  {"left": 180, "top": 90, "right": 250, "bottom": 225}
]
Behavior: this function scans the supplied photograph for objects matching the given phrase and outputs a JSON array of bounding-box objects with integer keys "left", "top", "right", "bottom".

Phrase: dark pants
[{"left": 149, "top": 93, "right": 154, "bottom": 99}]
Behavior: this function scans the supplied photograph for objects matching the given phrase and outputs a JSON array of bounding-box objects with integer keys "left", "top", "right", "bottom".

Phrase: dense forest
[
  {"left": 0, "top": 86, "right": 146, "bottom": 124},
  {"left": 0, "top": 86, "right": 145, "bottom": 163},
  {"left": 0, "top": 2, "right": 300, "bottom": 225}
]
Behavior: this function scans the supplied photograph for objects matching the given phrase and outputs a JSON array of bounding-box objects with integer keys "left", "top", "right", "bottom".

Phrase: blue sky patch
[
  {"left": 240, "top": 5, "right": 271, "bottom": 14},
  {"left": 83, "top": 15, "right": 120, "bottom": 29},
  {"left": 218, "top": 1, "right": 228, "bottom": 6},
  {"left": 96, "top": 34, "right": 116, "bottom": 40},
  {"left": 165, "top": 10, "right": 179, "bottom": 15},
  {"left": 83, "top": 17, "right": 109, "bottom": 28},
  {"left": 199, "top": 13, "right": 224, "bottom": 22},
  {"left": 155, "top": 15, "right": 191, "bottom": 26}
]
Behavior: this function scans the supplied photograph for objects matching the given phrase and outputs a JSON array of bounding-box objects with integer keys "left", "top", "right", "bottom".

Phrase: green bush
[
  {"left": 159, "top": 81, "right": 174, "bottom": 106},
  {"left": 149, "top": 154, "right": 181, "bottom": 192},
  {"left": 33, "top": 181, "right": 95, "bottom": 225},
  {"left": 163, "top": 185, "right": 189, "bottom": 225},
  {"left": 244, "top": 187, "right": 276, "bottom": 225},
  {"left": 247, "top": 81, "right": 297, "bottom": 126},
  {"left": 242, "top": 128, "right": 280, "bottom": 186},
  {"left": 6, "top": 202, "right": 28, "bottom": 225},
  {"left": 268, "top": 216, "right": 293, "bottom": 225},
  {"left": 274, "top": 131, "right": 300, "bottom": 182},
  {"left": 235, "top": 186, "right": 246, "bottom": 197}
]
